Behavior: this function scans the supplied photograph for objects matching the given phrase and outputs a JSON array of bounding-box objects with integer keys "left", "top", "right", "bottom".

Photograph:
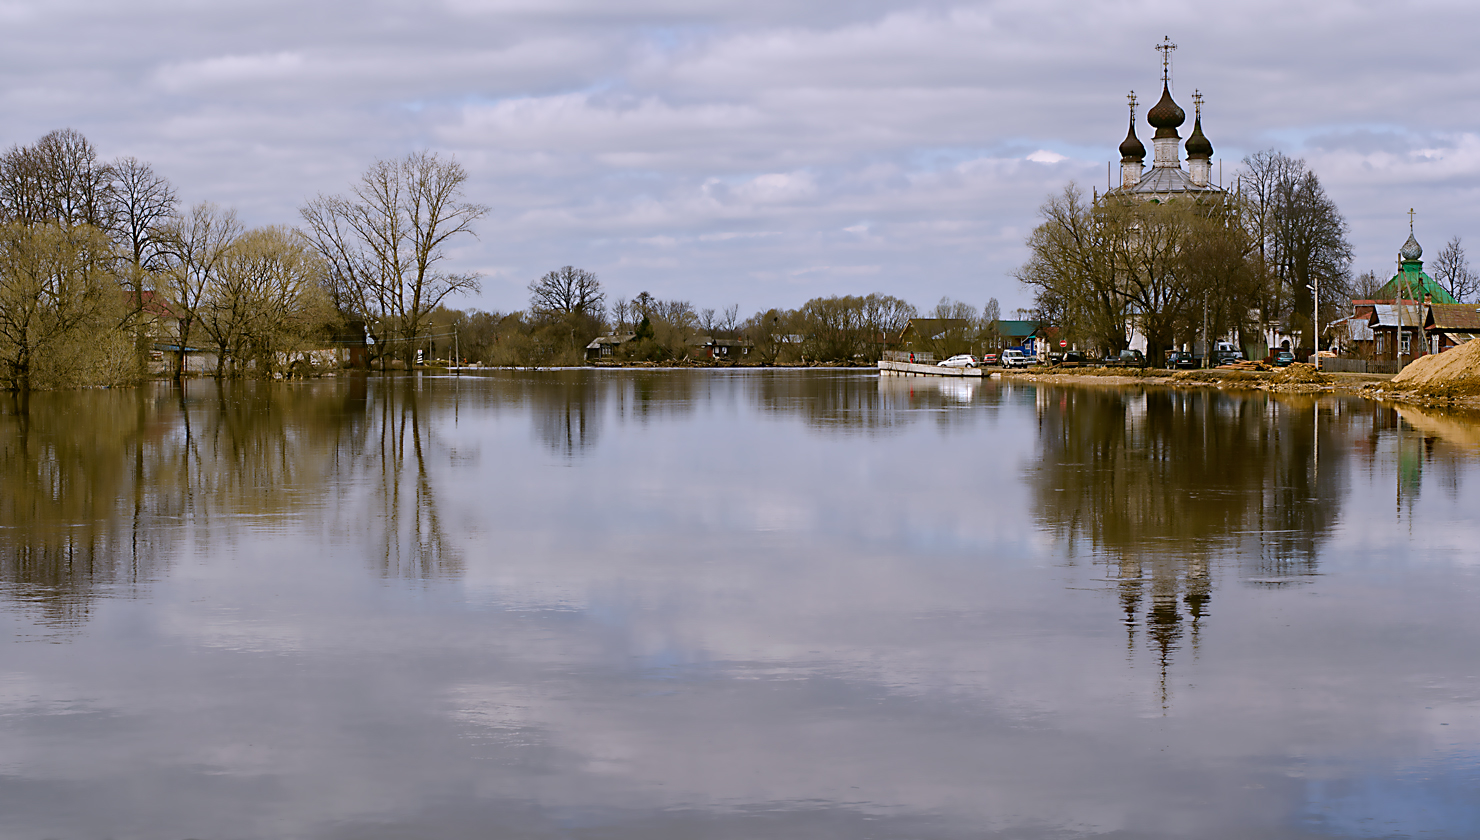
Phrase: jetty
[{"left": 878, "top": 360, "right": 989, "bottom": 378}]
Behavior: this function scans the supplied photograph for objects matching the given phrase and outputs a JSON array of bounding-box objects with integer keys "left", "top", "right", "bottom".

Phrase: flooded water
[{"left": 1, "top": 370, "right": 1478, "bottom": 839}]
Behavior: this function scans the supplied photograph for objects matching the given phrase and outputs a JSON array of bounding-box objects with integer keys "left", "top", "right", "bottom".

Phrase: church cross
[
  {"left": 1408, "top": 207, "right": 1415, "bottom": 233},
  {"left": 1156, "top": 37, "right": 1177, "bottom": 84},
  {"left": 1192, "top": 90, "right": 1203, "bottom": 117},
  {"left": 1127, "top": 91, "right": 1138, "bottom": 121}
]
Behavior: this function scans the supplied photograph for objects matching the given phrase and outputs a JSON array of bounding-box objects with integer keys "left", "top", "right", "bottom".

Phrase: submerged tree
[{"left": 0, "top": 222, "right": 124, "bottom": 390}]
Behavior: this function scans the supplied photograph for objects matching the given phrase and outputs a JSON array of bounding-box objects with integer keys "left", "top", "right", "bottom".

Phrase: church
[{"left": 1110, "top": 38, "right": 1224, "bottom": 200}]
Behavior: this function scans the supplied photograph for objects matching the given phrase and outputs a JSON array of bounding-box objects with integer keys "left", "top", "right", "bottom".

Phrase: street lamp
[{"left": 1306, "top": 280, "right": 1321, "bottom": 370}]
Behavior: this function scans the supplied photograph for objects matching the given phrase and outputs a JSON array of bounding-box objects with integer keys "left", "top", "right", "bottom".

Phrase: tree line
[{"left": 1016, "top": 149, "right": 1478, "bottom": 367}]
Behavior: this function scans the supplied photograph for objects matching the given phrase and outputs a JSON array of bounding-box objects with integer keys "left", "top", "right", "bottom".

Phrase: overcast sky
[{"left": 5, "top": 0, "right": 1478, "bottom": 316}]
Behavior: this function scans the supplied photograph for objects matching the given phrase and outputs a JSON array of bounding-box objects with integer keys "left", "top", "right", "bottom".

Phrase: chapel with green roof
[{"left": 1372, "top": 224, "right": 1458, "bottom": 304}]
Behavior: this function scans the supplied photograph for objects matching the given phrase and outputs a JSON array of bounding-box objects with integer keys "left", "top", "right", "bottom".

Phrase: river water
[{"left": 1, "top": 370, "right": 1477, "bottom": 839}]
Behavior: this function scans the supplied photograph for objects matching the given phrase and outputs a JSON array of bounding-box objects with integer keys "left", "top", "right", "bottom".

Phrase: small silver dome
[{"left": 1399, "top": 233, "right": 1422, "bottom": 262}]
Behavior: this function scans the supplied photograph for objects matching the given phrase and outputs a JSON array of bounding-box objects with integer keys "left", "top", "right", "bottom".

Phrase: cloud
[{"left": 3, "top": 0, "right": 1479, "bottom": 312}]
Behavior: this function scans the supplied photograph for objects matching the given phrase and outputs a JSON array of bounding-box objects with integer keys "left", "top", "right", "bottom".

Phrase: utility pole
[{"left": 454, "top": 326, "right": 460, "bottom": 375}]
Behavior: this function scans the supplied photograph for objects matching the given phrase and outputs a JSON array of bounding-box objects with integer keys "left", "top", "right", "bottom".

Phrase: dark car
[
  {"left": 1103, "top": 349, "right": 1146, "bottom": 368},
  {"left": 1166, "top": 350, "right": 1199, "bottom": 369},
  {"left": 1271, "top": 351, "right": 1296, "bottom": 367}
]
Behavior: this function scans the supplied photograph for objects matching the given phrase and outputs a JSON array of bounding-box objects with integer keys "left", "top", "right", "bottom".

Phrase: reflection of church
[{"left": 1110, "top": 38, "right": 1225, "bottom": 200}]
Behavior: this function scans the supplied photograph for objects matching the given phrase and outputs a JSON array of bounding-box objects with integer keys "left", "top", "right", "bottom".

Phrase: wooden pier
[{"left": 878, "top": 360, "right": 990, "bottom": 378}]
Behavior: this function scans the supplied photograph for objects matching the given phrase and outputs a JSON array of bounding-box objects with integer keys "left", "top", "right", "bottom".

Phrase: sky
[{"left": 4, "top": 0, "right": 1479, "bottom": 317}]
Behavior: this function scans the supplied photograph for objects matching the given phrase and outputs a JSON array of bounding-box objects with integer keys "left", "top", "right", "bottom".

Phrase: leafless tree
[
  {"left": 300, "top": 151, "right": 487, "bottom": 364},
  {"left": 529, "top": 265, "right": 604, "bottom": 318},
  {"left": 983, "top": 297, "right": 1001, "bottom": 323},
  {"left": 199, "top": 226, "right": 333, "bottom": 376},
  {"left": 1240, "top": 150, "right": 1352, "bottom": 347},
  {"left": 1430, "top": 236, "right": 1479, "bottom": 303},
  {"left": 612, "top": 297, "right": 630, "bottom": 332},
  {"left": 1349, "top": 269, "right": 1384, "bottom": 300},
  {"left": 157, "top": 203, "right": 242, "bottom": 378},
  {"left": 719, "top": 304, "right": 739, "bottom": 335},
  {"left": 699, "top": 307, "right": 717, "bottom": 335},
  {"left": 109, "top": 157, "right": 176, "bottom": 273},
  {"left": 0, "top": 129, "right": 115, "bottom": 230}
]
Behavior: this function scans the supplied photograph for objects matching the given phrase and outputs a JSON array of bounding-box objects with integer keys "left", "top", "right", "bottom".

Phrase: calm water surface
[{"left": 1, "top": 370, "right": 1478, "bottom": 839}]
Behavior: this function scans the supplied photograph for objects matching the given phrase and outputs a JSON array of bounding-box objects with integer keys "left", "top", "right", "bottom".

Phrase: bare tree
[
  {"left": 109, "top": 157, "right": 176, "bottom": 273},
  {"left": 1240, "top": 150, "right": 1352, "bottom": 349},
  {"left": 983, "top": 297, "right": 1001, "bottom": 323},
  {"left": 108, "top": 157, "right": 177, "bottom": 347},
  {"left": 719, "top": 304, "right": 739, "bottom": 335},
  {"left": 699, "top": 307, "right": 717, "bottom": 335},
  {"left": 157, "top": 202, "right": 242, "bottom": 378},
  {"left": 528, "top": 266, "right": 605, "bottom": 318},
  {"left": 612, "top": 297, "right": 630, "bottom": 332},
  {"left": 200, "top": 226, "right": 333, "bottom": 376},
  {"left": 300, "top": 151, "right": 486, "bottom": 365},
  {"left": 0, "top": 129, "right": 115, "bottom": 229},
  {"left": 1430, "top": 236, "right": 1479, "bottom": 303},
  {"left": 1350, "top": 269, "right": 1384, "bottom": 300}
]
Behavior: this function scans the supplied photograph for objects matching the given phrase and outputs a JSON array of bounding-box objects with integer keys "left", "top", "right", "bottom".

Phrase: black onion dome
[
  {"left": 1400, "top": 233, "right": 1422, "bottom": 262},
  {"left": 1146, "top": 83, "right": 1185, "bottom": 138},
  {"left": 1185, "top": 114, "right": 1212, "bottom": 159},
  {"left": 1119, "top": 119, "right": 1146, "bottom": 161}
]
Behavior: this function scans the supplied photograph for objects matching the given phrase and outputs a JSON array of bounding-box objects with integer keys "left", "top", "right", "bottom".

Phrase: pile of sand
[
  {"left": 1391, "top": 339, "right": 1480, "bottom": 389},
  {"left": 1270, "top": 363, "right": 1328, "bottom": 384}
]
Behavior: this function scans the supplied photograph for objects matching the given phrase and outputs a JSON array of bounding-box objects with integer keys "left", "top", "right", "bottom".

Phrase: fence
[
  {"left": 1317, "top": 358, "right": 1404, "bottom": 375},
  {"left": 881, "top": 350, "right": 935, "bottom": 363}
]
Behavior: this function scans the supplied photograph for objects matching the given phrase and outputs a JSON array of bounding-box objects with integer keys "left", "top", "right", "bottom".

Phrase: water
[{"left": 1, "top": 370, "right": 1478, "bottom": 839}]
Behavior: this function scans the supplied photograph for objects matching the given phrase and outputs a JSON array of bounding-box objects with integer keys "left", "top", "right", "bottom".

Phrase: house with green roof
[{"left": 1373, "top": 230, "right": 1458, "bottom": 304}]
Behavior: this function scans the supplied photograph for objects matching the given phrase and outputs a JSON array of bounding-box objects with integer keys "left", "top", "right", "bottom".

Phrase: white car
[
  {"left": 937, "top": 354, "right": 978, "bottom": 369},
  {"left": 1000, "top": 349, "right": 1032, "bottom": 368}
]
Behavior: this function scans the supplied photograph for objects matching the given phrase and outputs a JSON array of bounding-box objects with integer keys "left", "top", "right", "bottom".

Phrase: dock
[{"left": 878, "top": 360, "right": 990, "bottom": 378}]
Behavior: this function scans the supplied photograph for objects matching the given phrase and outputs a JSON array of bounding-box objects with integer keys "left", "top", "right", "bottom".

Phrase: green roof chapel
[{"left": 1372, "top": 226, "right": 1458, "bottom": 304}]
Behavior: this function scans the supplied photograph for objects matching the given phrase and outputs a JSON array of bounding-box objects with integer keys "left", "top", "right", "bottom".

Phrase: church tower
[{"left": 1109, "top": 37, "right": 1223, "bottom": 201}]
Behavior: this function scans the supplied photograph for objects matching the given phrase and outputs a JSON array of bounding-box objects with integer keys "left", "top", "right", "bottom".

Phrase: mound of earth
[
  {"left": 1391, "top": 339, "right": 1480, "bottom": 389},
  {"left": 1269, "top": 363, "right": 1328, "bottom": 384}
]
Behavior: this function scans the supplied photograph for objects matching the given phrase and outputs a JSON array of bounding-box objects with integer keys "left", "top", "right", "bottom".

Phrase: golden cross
[
  {"left": 1156, "top": 37, "right": 1177, "bottom": 84},
  {"left": 1408, "top": 207, "right": 1415, "bottom": 233}
]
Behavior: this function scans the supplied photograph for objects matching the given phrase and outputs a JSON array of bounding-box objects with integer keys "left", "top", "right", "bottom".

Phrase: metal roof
[{"left": 1426, "top": 303, "right": 1480, "bottom": 331}]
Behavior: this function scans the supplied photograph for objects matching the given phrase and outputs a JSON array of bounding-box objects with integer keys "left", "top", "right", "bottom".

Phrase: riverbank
[{"left": 1005, "top": 360, "right": 1480, "bottom": 411}]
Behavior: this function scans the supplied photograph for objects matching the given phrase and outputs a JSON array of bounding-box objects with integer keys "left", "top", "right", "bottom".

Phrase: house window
[{"left": 1399, "top": 333, "right": 1410, "bottom": 355}]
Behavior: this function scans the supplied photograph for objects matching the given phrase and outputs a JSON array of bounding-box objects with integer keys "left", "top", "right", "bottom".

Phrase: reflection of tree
[
  {"left": 525, "top": 371, "right": 606, "bottom": 457},
  {"left": 1029, "top": 386, "right": 1351, "bottom": 701},
  {"left": 0, "top": 390, "right": 170, "bottom": 627},
  {"left": 364, "top": 381, "right": 461, "bottom": 579},
  {"left": 0, "top": 376, "right": 466, "bottom": 627},
  {"left": 750, "top": 370, "right": 941, "bottom": 432}
]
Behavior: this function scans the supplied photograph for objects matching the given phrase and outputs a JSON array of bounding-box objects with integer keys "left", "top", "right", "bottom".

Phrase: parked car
[
  {"left": 1000, "top": 349, "right": 1032, "bottom": 368},
  {"left": 1212, "top": 341, "right": 1244, "bottom": 365},
  {"left": 981, "top": 353, "right": 998, "bottom": 365},
  {"left": 937, "top": 354, "right": 978, "bottom": 369},
  {"left": 1103, "top": 349, "right": 1146, "bottom": 368},
  {"left": 1166, "top": 350, "right": 1199, "bottom": 369},
  {"left": 1052, "top": 351, "right": 1086, "bottom": 365},
  {"left": 1271, "top": 351, "right": 1295, "bottom": 367}
]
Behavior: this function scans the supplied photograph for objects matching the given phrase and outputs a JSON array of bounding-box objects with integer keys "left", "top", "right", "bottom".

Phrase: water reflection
[{"left": 0, "top": 372, "right": 1478, "bottom": 840}]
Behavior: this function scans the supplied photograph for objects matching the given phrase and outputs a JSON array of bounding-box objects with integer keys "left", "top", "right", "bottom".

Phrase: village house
[
  {"left": 689, "top": 336, "right": 753, "bottom": 361},
  {"left": 1423, "top": 303, "right": 1480, "bottom": 353},
  {"left": 585, "top": 333, "right": 637, "bottom": 361}
]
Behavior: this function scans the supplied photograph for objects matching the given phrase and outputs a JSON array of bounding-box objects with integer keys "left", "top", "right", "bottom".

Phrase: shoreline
[{"left": 1001, "top": 365, "right": 1480, "bottom": 411}]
